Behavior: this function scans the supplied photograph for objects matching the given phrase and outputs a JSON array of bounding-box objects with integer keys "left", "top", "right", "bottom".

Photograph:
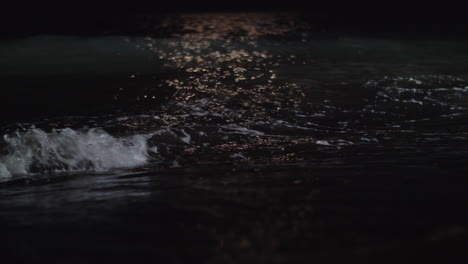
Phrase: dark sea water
[{"left": 1, "top": 13, "right": 468, "bottom": 263}]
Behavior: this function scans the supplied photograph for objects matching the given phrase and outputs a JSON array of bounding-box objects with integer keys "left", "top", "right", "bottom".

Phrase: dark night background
[
  {"left": 1, "top": 2, "right": 467, "bottom": 36},
  {"left": 1, "top": 1, "right": 468, "bottom": 264}
]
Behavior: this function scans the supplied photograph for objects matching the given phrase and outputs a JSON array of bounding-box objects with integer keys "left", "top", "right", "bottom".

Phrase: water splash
[{"left": 0, "top": 128, "right": 151, "bottom": 179}]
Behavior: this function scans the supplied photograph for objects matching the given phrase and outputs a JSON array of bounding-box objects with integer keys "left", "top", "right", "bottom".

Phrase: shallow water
[{"left": 1, "top": 13, "right": 468, "bottom": 263}]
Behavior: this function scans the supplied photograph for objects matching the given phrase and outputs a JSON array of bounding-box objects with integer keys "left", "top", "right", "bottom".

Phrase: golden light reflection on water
[
  {"left": 126, "top": 13, "right": 344, "bottom": 163},
  {"left": 160, "top": 13, "right": 308, "bottom": 40}
]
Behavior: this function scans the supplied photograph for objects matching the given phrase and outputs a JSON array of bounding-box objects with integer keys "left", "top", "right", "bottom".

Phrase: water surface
[{"left": 1, "top": 13, "right": 468, "bottom": 263}]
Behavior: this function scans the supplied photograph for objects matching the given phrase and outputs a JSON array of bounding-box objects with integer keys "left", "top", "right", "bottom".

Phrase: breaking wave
[{"left": 0, "top": 128, "right": 151, "bottom": 179}]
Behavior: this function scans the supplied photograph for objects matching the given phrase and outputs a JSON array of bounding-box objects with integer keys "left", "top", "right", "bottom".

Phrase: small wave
[
  {"left": 361, "top": 75, "right": 468, "bottom": 120},
  {"left": 220, "top": 125, "right": 265, "bottom": 136},
  {"left": 316, "top": 139, "right": 354, "bottom": 146},
  {"left": 0, "top": 128, "right": 151, "bottom": 179}
]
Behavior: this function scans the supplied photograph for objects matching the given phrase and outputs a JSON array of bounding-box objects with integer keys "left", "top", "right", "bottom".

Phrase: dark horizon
[{"left": 1, "top": 2, "right": 467, "bottom": 37}]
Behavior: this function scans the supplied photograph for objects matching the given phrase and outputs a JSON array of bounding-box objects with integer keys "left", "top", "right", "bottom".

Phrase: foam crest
[{"left": 0, "top": 128, "right": 151, "bottom": 179}]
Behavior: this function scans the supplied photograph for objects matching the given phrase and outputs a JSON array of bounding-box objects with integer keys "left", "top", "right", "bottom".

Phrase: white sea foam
[
  {"left": 221, "top": 125, "right": 265, "bottom": 136},
  {"left": 0, "top": 128, "right": 152, "bottom": 179},
  {"left": 316, "top": 140, "right": 332, "bottom": 146}
]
